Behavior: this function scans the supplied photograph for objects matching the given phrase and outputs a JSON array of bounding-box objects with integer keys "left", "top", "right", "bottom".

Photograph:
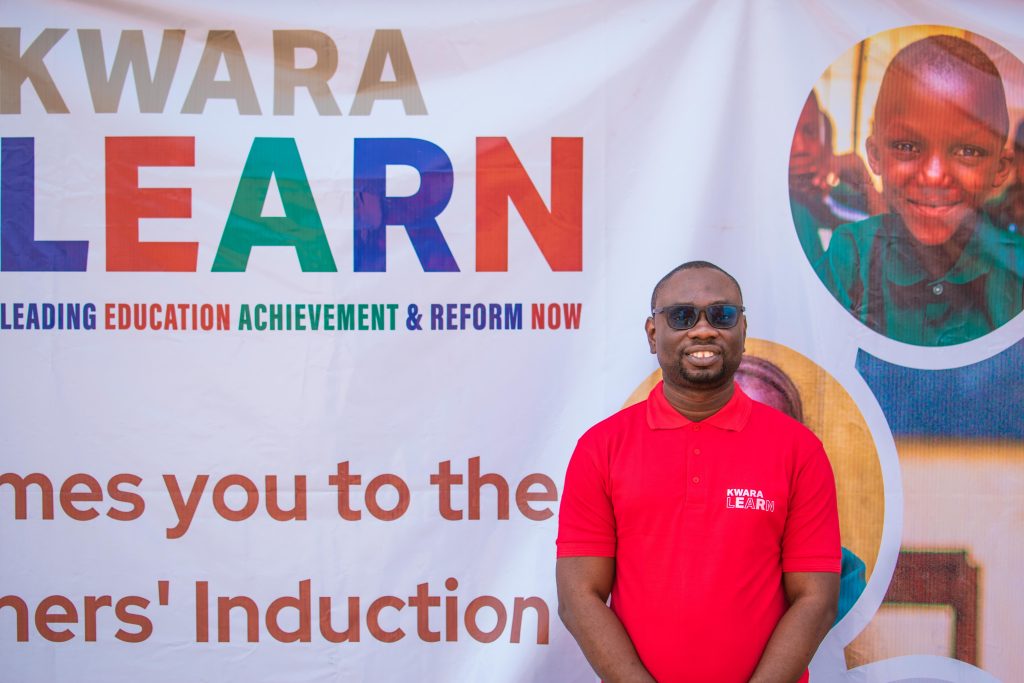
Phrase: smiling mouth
[
  {"left": 906, "top": 198, "right": 961, "bottom": 216},
  {"left": 685, "top": 349, "right": 721, "bottom": 367}
]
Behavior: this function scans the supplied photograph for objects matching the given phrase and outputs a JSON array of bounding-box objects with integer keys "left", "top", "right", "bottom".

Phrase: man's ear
[
  {"left": 865, "top": 135, "right": 881, "bottom": 176},
  {"left": 645, "top": 317, "right": 657, "bottom": 354}
]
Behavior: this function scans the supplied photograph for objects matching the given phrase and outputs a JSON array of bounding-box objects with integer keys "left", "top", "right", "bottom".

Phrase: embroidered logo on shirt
[{"left": 725, "top": 488, "right": 775, "bottom": 512}]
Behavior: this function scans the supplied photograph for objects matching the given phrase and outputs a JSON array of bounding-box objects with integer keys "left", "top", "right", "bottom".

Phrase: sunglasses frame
[{"left": 651, "top": 304, "right": 745, "bottom": 330}]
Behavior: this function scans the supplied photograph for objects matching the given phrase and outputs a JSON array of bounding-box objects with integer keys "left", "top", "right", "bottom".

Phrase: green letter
[
  {"left": 237, "top": 304, "right": 252, "bottom": 330},
  {"left": 212, "top": 138, "right": 337, "bottom": 272}
]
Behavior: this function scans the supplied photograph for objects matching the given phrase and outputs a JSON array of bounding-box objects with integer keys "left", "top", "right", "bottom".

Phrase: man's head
[
  {"left": 646, "top": 262, "right": 746, "bottom": 391},
  {"left": 866, "top": 35, "right": 1012, "bottom": 245},
  {"left": 790, "top": 91, "right": 833, "bottom": 202}
]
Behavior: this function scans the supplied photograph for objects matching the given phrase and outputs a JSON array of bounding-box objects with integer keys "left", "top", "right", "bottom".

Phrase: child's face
[
  {"left": 790, "top": 96, "right": 828, "bottom": 199},
  {"left": 867, "top": 68, "right": 1011, "bottom": 245}
]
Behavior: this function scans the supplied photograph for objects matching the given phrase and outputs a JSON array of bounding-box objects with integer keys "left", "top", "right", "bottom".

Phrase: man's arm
[
  {"left": 748, "top": 571, "right": 840, "bottom": 683},
  {"left": 556, "top": 556, "right": 656, "bottom": 683}
]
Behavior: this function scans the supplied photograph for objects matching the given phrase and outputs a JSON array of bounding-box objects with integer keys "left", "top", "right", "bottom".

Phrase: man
[{"left": 556, "top": 261, "right": 840, "bottom": 682}]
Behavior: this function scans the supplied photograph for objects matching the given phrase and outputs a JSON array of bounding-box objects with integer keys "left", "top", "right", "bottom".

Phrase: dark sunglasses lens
[
  {"left": 667, "top": 305, "right": 698, "bottom": 329},
  {"left": 707, "top": 305, "right": 739, "bottom": 328}
]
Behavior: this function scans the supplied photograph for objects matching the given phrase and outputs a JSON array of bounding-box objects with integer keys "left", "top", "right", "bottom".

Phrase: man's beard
[{"left": 672, "top": 356, "right": 739, "bottom": 388}]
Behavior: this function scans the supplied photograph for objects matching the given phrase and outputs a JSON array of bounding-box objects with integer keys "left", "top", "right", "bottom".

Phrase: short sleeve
[
  {"left": 781, "top": 439, "right": 841, "bottom": 573},
  {"left": 556, "top": 434, "right": 616, "bottom": 558},
  {"left": 816, "top": 224, "right": 861, "bottom": 313}
]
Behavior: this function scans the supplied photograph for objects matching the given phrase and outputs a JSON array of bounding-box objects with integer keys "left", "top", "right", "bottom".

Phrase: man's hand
[
  {"left": 556, "top": 557, "right": 657, "bottom": 683},
  {"left": 748, "top": 571, "right": 840, "bottom": 683}
]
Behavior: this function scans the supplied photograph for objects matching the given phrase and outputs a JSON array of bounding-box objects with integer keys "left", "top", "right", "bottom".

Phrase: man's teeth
[{"left": 690, "top": 351, "right": 717, "bottom": 358}]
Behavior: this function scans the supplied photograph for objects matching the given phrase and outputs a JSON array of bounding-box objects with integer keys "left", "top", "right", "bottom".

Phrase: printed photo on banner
[
  {"left": 845, "top": 340, "right": 1024, "bottom": 675},
  {"left": 790, "top": 25, "right": 1024, "bottom": 347}
]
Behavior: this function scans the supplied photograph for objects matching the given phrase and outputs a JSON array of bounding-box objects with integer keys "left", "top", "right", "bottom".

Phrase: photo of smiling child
[{"left": 809, "top": 32, "right": 1024, "bottom": 346}]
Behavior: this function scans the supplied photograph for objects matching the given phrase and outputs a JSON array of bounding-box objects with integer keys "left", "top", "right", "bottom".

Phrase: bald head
[
  {"left": 874, "top": 35, "right": 1009, "bottom": 142},
  {"left": 651, "top": 261, "right": 743, "bottom": 310}
]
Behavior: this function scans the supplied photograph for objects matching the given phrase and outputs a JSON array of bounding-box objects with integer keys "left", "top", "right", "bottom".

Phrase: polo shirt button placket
[
  {"left": 688, "top": 437, "right": 705, "bottom": 503},
  {"left": 931, "top": 282, "right": 944, "bottom": 296}
]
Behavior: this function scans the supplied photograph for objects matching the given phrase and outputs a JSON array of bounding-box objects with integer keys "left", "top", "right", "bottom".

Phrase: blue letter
[
  {"left": 1, "top": 138, "right": 88, "bottom": 271},
  {"left": 353, "top": 138, "right": 457, "bottom": 272}
]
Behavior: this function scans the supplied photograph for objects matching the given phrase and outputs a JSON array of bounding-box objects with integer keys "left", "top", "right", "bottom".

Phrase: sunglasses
[{"left": 651, "top": 304, "right": 744, "bottom": 330}]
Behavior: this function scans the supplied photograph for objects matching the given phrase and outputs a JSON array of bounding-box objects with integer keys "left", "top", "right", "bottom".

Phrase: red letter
[
  {"left": 266, "top": 580, "right": 311, "bottom": 642},
  {"left": 83, "top": 595, "right": 112, "bottom": 641},
  {"left": 510, "top": 596, "right": 549, "bottom": 644},
  {"left": 328, "top": 461, "right": 362, "bottom": 521},
  {"left": 468, "top": 456, "right": 508, "bottom": 520},
  {"left": 365, "top": 474, "right": 410, "bottom": 521},
  {"left": 476, "top": 137, "right": 582, "bottom": 272},
  {"left": 429, "top": 460, "right": 464, "bottom": 521},
  {"left": 218, "top": 595, "right": 260, "bottom": 642},
  {"left": 0, "top": 595, "right": 29, "bottom": 641},
  {"left": 106, "top": 136, "right": 196, "bottom": 271},
  {"left": 319, "top": 596, "right": 360, "bottom": 643},
  {"left": 212, "top": 474, "right": 259, "bottom": 521},
  {"left": 515, "top": 473, "right": 557, "bottom": 521},
  {"left": 464, "top": 596, "right": 506, "bottom": 643},
  {"left": 115, "top": 595, "right": 153, "bottom": 643},
  {"left": 107, "top": 473, "right": 145, "bottom": 521},
  {"left": 35, "top": 595, "right": 77, "bottom": 642},
  {"left": 60, "top": 473, "right": 102, "bottom": 521},
  {"left": 366, "top": 596, "right": 404, "bottom": 642}
]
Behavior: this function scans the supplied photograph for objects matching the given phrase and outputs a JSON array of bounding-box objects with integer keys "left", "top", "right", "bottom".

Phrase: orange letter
[
  {"left": 476, "top": 137, "right": 582, "bottom": 272},
  {"left": 106, "top": 136, "right": 196, "bottom": 271}
]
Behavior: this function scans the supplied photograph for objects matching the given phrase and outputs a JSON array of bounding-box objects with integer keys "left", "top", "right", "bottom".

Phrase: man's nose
[{"left": 686, "top": 311, "right": 720, "bottom": 337}]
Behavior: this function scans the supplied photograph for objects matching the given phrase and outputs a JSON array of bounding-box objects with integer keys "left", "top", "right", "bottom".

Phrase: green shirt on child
[{"left": 816, "top": 213, "right": 1024, "bottom": 346}]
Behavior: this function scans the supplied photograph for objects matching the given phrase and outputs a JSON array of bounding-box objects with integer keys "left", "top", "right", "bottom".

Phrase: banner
[{"left": 2, "top": 1, "right": 1022, "bottom": 681}]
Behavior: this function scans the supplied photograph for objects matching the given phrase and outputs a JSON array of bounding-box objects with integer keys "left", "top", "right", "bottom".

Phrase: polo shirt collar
[
  {"left": 646, "top": 380, "right": 751, "bottom": 431},
  {"left": 882, "top": 213, "right": 993, "bottom": 287}
]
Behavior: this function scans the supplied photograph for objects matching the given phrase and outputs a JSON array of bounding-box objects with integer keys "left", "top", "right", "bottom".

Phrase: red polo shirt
[{"left": 557, "top": 382, "right": 840, "bottom": 682}]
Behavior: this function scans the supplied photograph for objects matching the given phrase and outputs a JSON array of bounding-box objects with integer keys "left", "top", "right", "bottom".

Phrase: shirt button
[
  {"left": 932, "top": 283, "right": 944, "bottom": 296},
  {"left": 692, "top": 425, "right": 700, "bottom": 432},
  {"left": 692, "top": 476, "right": 700, "bottom": 484},
  {"left": 693, "top": 448, "right": 701, "bottom": 455}
]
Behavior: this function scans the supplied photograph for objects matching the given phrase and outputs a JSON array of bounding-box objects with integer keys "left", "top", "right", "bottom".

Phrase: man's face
[
  {"left": 867, "top": 67, "right": 1011, "bottom": 245},
  {"left": 645, "top": 268, "right": 746, "bottom": 391},
  {"left": 790, "top": 95, "right": 829, "bottom": 201}
]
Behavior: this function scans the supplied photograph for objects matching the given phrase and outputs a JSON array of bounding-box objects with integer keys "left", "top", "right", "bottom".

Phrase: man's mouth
[{"left": 685, "top": 349, "right": 721, "bottom": 367}]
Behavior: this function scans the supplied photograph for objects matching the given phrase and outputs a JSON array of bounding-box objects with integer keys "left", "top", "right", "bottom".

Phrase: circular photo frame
[{"left": 790, "top": 25, "right": 1024, "bottom": 348}]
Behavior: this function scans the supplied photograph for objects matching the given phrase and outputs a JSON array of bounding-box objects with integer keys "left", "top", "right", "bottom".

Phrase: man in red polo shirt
[{"left": 556, "top": 261, "right": 841, "bottom": 682}]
